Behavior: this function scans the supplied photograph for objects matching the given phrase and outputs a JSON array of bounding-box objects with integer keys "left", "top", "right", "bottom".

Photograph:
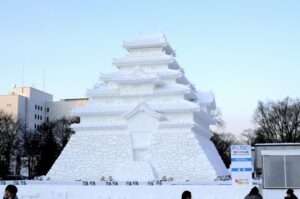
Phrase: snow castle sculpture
[{"left": 47, "top": 34, "right": 228, "bottom": 181}]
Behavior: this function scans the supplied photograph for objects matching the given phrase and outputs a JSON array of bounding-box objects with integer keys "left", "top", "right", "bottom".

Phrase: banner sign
[{"left": 231, "top": 145, "right": 252, "bottom": 186}]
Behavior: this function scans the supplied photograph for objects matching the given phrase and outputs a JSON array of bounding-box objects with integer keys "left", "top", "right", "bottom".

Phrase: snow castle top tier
[{"left": 47, "top": 33, "right": 228, "bottom": 182}]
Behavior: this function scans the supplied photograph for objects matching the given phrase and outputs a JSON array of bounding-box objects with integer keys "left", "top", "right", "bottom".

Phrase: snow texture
[
  {"left": 0, "top": 182, "right": 296, "bottom": 199},
  {"left": 0, "top": 183, "right": 252, "bottom": 199},
  {"left": 47, "top": 34, "right": 228, "bottom": 181}
]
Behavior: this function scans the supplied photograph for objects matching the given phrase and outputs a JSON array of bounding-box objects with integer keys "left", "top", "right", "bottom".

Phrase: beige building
[{"left": 0, "top": 86, "right": 87, "bottom": 130}]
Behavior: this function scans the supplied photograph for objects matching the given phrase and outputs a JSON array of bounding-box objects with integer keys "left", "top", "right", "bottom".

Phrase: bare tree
[
  {"left": 19, "top": 129, "right": 42, "bottom": 179},
  {"left": 0, "top": 110, "right": 19, "bottom": 177},
  {"left": 34, "top": 116, "right": 79, "bottom": 177},
  {"left": 35, "top": 121, "right": 58, "bottom": 176},
  {"left": 211, "top": 132, "right": 239, "bottom": 168},
  {"left": 240, "top": 129, "right": 257, "bottom": 145},
  {"left": 252, "top": 97, "right": 300, "bottom": 143},
  {"left": 209, "top": 107, "right": 239, "bottom": 168},
  {"left": 210, "top": 108, "right": 225, "bottom": 129},
  {"left": 0, "top": 111, "right": 79, "bottom": 179},
  {"left": 53, "top": 116, "right": 79, "bottom": 151}
]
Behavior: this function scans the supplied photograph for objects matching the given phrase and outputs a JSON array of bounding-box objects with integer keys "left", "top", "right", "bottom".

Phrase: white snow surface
[
  {"left": 0, "top": 182, "right": 294, "bottom": 199},
  {"left": 112, "top": 161, "right": 158, "bottom": 181}
]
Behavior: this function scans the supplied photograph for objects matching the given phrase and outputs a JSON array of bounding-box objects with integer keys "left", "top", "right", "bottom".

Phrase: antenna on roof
[
  {"left": 22, "top": 61, "right": 24, "bottom": 93},
  {"left": 43, "top": 66, "right": 45, "bottom": 91}
]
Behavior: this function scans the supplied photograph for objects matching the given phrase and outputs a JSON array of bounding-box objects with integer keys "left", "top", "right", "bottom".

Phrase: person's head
[
  {"left": 4, "top": 185, "right": 18, "bottom": 198},
  {"left": 287, "top": 189, "right": 294, "bottom": 197},
  {"left": 249, "top": 186, "right": 259, "bottom": 195},
  {"left": 182, "top": 190, "right": 192, "bottom": 199}
]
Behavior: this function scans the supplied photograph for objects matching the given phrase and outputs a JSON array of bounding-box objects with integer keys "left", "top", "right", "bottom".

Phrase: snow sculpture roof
[
  {"left": 100, "top": 70, "right": 181, "bottom": 84},
  {"left": 121, "top": 102, "right": 165, "bottom": 120},
  {"left": 123, "top": 33, "right": 175, "bottom": 56},
  {"left": 101, "top": 67, "right": 158, "bottom": 84},
  {"left": 86, "top": 87, "right": 119, "bottom": 97},
  {"left": 196, "top": 91, "right": 215, "bottom": 104},
  {"left": 72, "top": 122, "right": 127, "bottom": 130},
  {"left": 72, "top": 102, "right": 199, "bottom": 116},
  {"left": 112, "top": 54, "right": 175, "bottom": 67},
  {"left": 86, "top": 86, "right": 191, "bottom": 98},
  {"left": 154, "top": 84, "right": 191, "bottom": 95}
]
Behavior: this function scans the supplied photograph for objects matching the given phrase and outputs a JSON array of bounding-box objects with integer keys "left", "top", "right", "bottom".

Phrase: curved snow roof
[
  {"left": 72, "top": 102, "right": 199, "bottom": 116},
  {"left": 196, "top": 91, "right": 215, "bottom": 104},
  {"left": 123, "top": 33, "right": 175, "bottom": 55},
  {"left": 112, "top": 54, "right": 175, "bottom": 67}
]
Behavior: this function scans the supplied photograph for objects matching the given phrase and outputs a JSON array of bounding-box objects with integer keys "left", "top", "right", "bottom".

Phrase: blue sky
[{"left": 0, "top": 0, "right": 299, "bottom": 134}]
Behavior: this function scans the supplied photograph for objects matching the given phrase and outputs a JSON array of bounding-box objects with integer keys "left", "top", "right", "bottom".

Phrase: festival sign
[{"left": 231, "top": 145, "right": 252, "bottom": 186}]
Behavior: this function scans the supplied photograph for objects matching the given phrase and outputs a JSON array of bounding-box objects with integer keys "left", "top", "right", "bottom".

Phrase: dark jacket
[
  {"left": 244, "top": 194, "right": 263, "bottom": 199},
  {"left": 286, "top": 195, "right": 298, "bottom": 199},
  {"left": 3, "top": 196, "right": 18, "bottom": 199}
]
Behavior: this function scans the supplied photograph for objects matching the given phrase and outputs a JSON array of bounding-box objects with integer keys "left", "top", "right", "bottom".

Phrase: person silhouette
[
  {"left": 3, "top": 185, "right": 18, "bottom": 199},
  {"left": 182, "top": 190, "right": 192, "bottom": 199},
  {"left": 285, "top": 189, "right": 298, "bottom": 199},
  {"left": 244, "top": 186, "right": 263, "bottom": 199}
]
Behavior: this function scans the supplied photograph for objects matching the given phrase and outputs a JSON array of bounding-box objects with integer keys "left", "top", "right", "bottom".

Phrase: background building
[
  {"left": 0, "top": 85, "right": 87, "bottom": 129},
  {"left": 46, "top": 98, "right": 88, "bottom": 121},
  {"left": 254, "top": 143, "right": 300, "bottom": 185}
]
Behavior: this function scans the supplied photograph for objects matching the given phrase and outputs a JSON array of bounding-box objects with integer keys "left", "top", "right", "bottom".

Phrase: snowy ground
[{"left": 0, "top": 181, "right": 297, "bottom": 199}]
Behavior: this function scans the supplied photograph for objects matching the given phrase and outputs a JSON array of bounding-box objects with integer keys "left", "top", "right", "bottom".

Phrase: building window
[
  {"left": 40, "top": 116, "right": 42, "bottom": 120},
  {"left": 34, "top": 124, "right": 37, "bottom": 129},
  {"left": 263, "top": 154, "right": 300, "bottom": 188},
  {"left": 41, "top": 106, "right": 43, "bottom": 111},
  {"left": 46, "top": 117, "right": 49, "bottom": 122},
  {"left": 35, "top": 105, "right": 37, "bottom": 110},
  {"left": 47, "top": 107, "right": 49, "bottom": 112},
  {"left": 35, "top": 114, "right": 36, "bottom": 119}
]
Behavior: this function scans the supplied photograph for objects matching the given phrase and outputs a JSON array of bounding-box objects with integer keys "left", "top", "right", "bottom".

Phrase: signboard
[{"left": 231, "top": 145, "right": 252, "bottom": 186}]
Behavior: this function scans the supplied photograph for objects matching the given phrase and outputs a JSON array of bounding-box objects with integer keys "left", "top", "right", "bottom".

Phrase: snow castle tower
[{"left": 47, "top": 34, "right": 228, "bottom": 181}]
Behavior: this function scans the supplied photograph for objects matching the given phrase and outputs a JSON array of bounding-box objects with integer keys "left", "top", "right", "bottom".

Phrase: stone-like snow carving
[{"left": 47, "top": 33, "right": 228, "bottom": 181}]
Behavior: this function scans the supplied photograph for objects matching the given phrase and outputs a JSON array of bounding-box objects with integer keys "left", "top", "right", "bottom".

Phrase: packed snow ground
[{"left": 0, "top": 181, "right": 296, "bottom": 199}]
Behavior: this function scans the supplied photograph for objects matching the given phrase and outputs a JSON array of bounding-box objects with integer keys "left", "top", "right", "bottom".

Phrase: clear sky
[{"left": 0, "top": 0, "right": 299, "bottom": 134}]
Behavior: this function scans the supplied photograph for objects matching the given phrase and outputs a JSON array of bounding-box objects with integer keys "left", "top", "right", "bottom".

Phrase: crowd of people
[
  {"left": 180, "top": 187, "right": 298, "bottom": 199},
  {"left": 243, "top": 187, "right": 298, "bottom": 199}
]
